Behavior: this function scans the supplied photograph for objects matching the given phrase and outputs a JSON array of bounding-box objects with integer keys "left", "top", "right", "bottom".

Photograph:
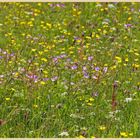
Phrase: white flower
[
  {"left": 59, "top": 131, "right": 69, "bottom": 137},
  {"left": 108, "top": 4, "right": 116, "bottom": 9},
  {"left": 125, "top": 98, "right": 132, "bottom": 103},
  {"left": 95, "top": 4, "right": 102, "bottom": 7}
]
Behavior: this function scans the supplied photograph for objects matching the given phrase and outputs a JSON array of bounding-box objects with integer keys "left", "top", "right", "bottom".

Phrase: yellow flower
[
  {"left": 5, "top": 98, "right": 10, "bottom": 101},
  {"left": 89, "top": 98, "right": 94, "bottom": 102},
  {"left": 134, "top": 59, "right": 138, "bottom": 62},
  {"left": 103, "top": 30, "right": 107, "bottom": 35},
  {"left": 100, "top": 8, "right": 104, "bottom": 12},
  {"left": 33, "top": 104, "right": 38, "bottom": 108},
  {"left": 134, "top": 52, "right": 139, "bottom": 56},
  {"left": 129, "top": 132, "right": 133, "bottom": 136},
  {"left": 77, "top": 11, "right": 81, "bottom": 15},
  {"left": 85, "top": 36, "right": 91, "bottom": 40},
  {"left": 76, "top": 39, "right": 81, "bottom": 43},
  {"left": 9, "top": 61, "right": 12, "bottom": 64},
  {"left": 91, "top": 135, "right": 95, "bottom": 138},
  {"left": 37, "top": 3, "right": 42, "bottom": 6},
  {"left": 78, "top": 135, "right": 85, "bottom": 138},
  {"left": 46, "top": 23, "right": 52, "bottom": 28},
  {"left": 128, "top": 17, "right": 132, "bottom": 21},
  {"left": 125, "top": 58, "right": 128, "bottom": 62},
  {"left": 43, "top": 71, "right": 48, "bottom": 74},
  {"left": 99, "top": 126, "right": 106, "bottom": 131},
  {"left": 69, "top": 51, "right": 74, "bottom": 54},
  {"left": 39, "top": 51, "right": 43, "bottom": 55},
  {"left": 120, "top": 132, "right": 128, "bottom": 137},
  {"left": 34, "top": 63, "right": 39, "bottom": 66},
  {"left": 40, "top": 81, "right": 46, "bottom": 85},
  {"left": 41, "top": 58, "right": 47, "bottom": 62},
  {"left": 95, "top": 34, "right": 100, "bottom": 39},
  {"left": 11, "top": 88, "right": 15, "bottom": 91},
  {"left": 124, "top": 36, "right": 128, "bottom": 40},
  {"left": 115, "top": 56, "right": 122, "bottom": 63},
  {"left": 87, "top": 103, "right": 92, "bottom": 106},
  {"left": 31, "top": 49, "right": 36, "bottom": 52},
  {"left": 14, "top": 72, "right": 19, "bottom": 77},
  {"left": 111, "top": 65, "right": 117, "bottom": 70},
  {"left": 132, "top": 64, "right": 139, "bottom": 68}
]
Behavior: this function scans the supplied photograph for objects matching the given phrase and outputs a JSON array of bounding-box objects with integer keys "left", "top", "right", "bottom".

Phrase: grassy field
[{"left": 0, "top": 2, "right": 140, "bottom": 138}]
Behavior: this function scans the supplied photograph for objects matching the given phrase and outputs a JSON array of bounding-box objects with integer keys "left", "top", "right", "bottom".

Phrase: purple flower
[
  {"left": 51, "top": 76, "right": 58, "bottom": 82},
  {"left": 10, "top": 53, "right": 15, "bottom": 57},
  {"left": 83, "top": 66, "right": 87, "bottom": 71},
  {"left": 124, "top": 24, "right": 132, "bottom": 28},
  {"left": 49, "top": 4, "right": 54, "bottom": 7},
  {"left": 60, "top": 4, "right": 65, "bottom": 7},
  {"left": 71, "top": 65, "right": 78, "bottom": 70},
  {"left": 83, "top": 72, "right": 89, "bottom": 79},
  {"left": 56, "top": 4, "right": 65, "bottom": 7},
  {"left": 27, "top": 74, "right": 38, "bottom": 79},
  {"left": 113, "top": 2, "right": 118, "bottom": 5},
  {"left": 3, "top": 51, "right": 7, "bottom": 55},
  {"left": 26, "top": 74, "right": 38, "bottom": 82},
  {"left": 20, "top": 68, "right": 25, "bottom": 72},
  {"left": 74, "top": 36, "right": 79, "bottom": 40},
  {"left": 53, "top": 57, "right": 58, "bottom": 63},
  {"left": 88, "top": 56, "right": 93, "bottom": 61},
  {"left": 95, "top": 67, "right": 100, "bottom": 71},
  {"left": 60, "top": 54, "right": 66, "bottom": 58},
  {"left": 43, "top": 77, "right": 49, "bottom": 81},
  {"left": 103, "top": 67, "right": 108, "bottom": 73},
  {"left": 92, "top": 92, "right": 98, "bottom": 97},
  {"left": 131, "top": 8, "right": 134, "bottom": 12},
  {"left": 50, "top": 3, "right": 65, "bottom": 8},
  {"left": 67, "top": 58, "right": 71, "bottom": 62},
  {"left": 92, "top": 75, "right": 98, "bottom": 79}
]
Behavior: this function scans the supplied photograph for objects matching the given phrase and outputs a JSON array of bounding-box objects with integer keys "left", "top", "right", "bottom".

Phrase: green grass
[{"left": 0, "top": 2, "right": 140, "bottom": 138}]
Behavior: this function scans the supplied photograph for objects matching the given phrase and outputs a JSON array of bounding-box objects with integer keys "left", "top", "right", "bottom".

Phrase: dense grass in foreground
[{"left": 0, "top": 2, "right": 140, "bottom": 138}]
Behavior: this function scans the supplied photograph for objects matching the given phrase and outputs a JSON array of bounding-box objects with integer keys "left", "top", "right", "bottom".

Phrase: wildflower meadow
[{"left": 0, "top": 2, "right": 140, "bottom": 138}]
